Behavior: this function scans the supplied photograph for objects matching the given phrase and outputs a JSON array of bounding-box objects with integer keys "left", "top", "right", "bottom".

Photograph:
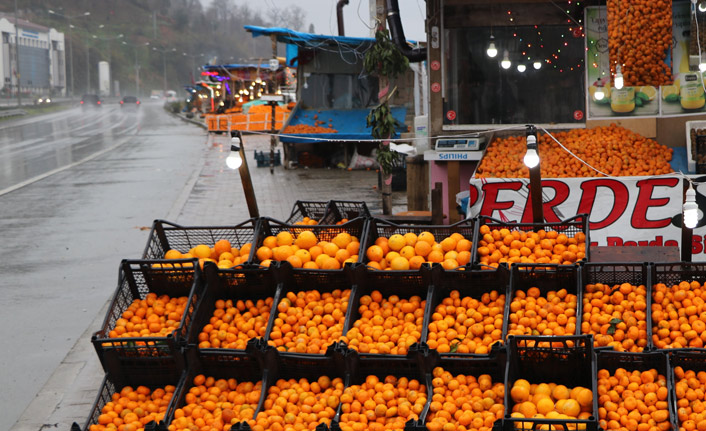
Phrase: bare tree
[{"left": 268, "top": 5, "right": 306, "bottom": 31}]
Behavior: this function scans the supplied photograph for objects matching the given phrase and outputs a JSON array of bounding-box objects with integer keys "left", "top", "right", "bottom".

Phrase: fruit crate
[
  {"left": 285, "top": 200, "right": 370, "bottom": 225},
  {"left": 502, "top": 335, "right": 598, "bottom": 431},
  {"left": 73, "top": 363, "right": 184, "bottom": 431},
  {"left": 685, "top": 120, "right": 706, "bottom": 173},
  {"left": 507, "top": 264, "right": 582, "bottom": 340},
  {"left": 360, "top": 217, "right": 476, "bottom": 271},
  {"left": 263, "top": 262, "right": 356, "bottom": 365},
  {"left": 163, "top": 347, "right": 266, "bottom": 430},
  {"left": 142, "top": 218, "right": 260, "bottom": 262},
  {"left": 473, "top": 214, "right": 590, "bottom": 268},
  {"left": 422, "top": 350, "right": 508, "bottom": 431},
  {"left": 184, "top": 261, "right": 279, "bottom": 355},
  {"left": 91, "top": 259, "right": 204, "bottom": 374},
  {"left": 342, "top": 263, "right": 433, "bottom": 358},
  {"left": 595, "top": 350, "right": 678, "bottom": 431},
  {"left": 285, "top": 200, "right": 331, "bottom": 224},
  {"left": 330, "top": 350, "right": 432, "bottom": 431},
  {"left": 650, "top": 263, "right": 706, "bottom": 351},
  {"left": 669, "top": 350, "right": 706, "bottom": 431},
  {"left": 580, "top": 263, "right": 651, "bottom": 352},
  {"left": 253, "top": 217, "right": 367, "bottom": 284},
  {"left": 422, "top": 264, "right": 511, "bottom": 357}
]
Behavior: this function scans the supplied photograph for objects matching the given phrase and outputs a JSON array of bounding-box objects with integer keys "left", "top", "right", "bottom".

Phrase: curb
[{"left": 166, "top": 108, "right": 208, "bottom": 129}]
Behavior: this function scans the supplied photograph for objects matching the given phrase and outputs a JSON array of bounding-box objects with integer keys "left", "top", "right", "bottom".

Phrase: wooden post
[
  {"left": 232, "top": 132, "right": 260, "bottom": 218},
  {"left": 406, "top": 154, "right": 429, "bottom": 210},
  {"left": 431, "top": 182, "right": 443, "bottom": 225},
  {"left": 529, "top": 165, "right": 543, "bottom": 224},
  {"left": 447, "top": 161, "right": 461, "bottom": 223},
  {"left": 682, "top": 178, "right": 693, "bottom": 262}
]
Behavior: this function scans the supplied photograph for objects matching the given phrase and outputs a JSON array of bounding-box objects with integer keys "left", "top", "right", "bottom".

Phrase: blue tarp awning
[
  {"left": 203, "top": 63, "right": 271, "bottom": 71},
  {"left": 244, "top": 25, "right": 376, "bottom": 48}
]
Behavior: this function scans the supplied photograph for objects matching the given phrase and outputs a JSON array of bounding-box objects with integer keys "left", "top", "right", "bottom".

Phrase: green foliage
[
  {"left": 363, "top": 30, "right": 410, "bottom": 80},
  {"left": 366, "top": 101, "right": 401, "bottom": 176}
]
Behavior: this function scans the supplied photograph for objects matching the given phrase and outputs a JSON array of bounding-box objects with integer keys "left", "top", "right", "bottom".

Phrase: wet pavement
[{"left": 6, "top": 104, "right": 405, "bottom": 431}]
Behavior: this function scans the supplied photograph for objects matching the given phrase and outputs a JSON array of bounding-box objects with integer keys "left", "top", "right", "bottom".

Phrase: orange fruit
[{"left": 276, "top": 231, "right": 294, "bottom": 246}]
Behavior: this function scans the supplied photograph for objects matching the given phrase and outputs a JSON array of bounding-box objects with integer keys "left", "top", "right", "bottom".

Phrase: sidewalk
[{"left": 11, "top": 114, "right": 407, "bottom": 431}]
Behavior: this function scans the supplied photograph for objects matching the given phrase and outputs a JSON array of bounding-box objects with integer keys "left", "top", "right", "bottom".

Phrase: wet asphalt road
[{"left": 0, "top": 102, "right": 206, "bottom": 430}]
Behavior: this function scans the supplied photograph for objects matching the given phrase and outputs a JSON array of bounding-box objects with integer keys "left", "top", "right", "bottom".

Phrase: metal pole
[
  {"left": 162, "top": 51, "right": 167, "bottom": 92},
  {"left": 68, "top": 18, "right": 73, "bottom": 97},
  {"left": 14, "top": 0, "right": 21, "bottom": 106},
  {"left": 135, "top": 48, "right": 139, "bottom": 97},
  {"left": 86, "top": 43, "right": 90, "bottom": 93}
]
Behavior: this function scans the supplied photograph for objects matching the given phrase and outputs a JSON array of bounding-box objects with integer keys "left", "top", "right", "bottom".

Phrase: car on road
[
  {"left": 120, "top": 96, "right": 140, "bottom": 109},
  {"left": 34, "top": 96, "right": 52, "bottom": 105},
  {"left": 80, "top": 94, "right": 101, "bottom": 108}
]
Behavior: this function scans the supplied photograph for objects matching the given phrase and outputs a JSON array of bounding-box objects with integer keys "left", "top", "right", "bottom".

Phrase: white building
[{"left": 0, "top": 14, "right": 65, "bottom": 97}]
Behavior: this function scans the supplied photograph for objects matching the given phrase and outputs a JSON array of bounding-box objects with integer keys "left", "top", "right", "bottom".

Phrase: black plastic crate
[
  {"left": 185, "top": 262, "right": 279, "bottom": 353},
  {"left": 595, "top": 350, "right": 678, "bottom": 431},
  {"left": 423, "top": 264, "right": 511, "bottom": 357},
  {"left": 474, "top": 214, "right": 590, "bottom": 268},
  {"left": 503, "top": 335, "right": 598, "bottom": 431},
  {"left": 670, "top": 350, "right": 706, "bottom": 429},
  {"left": 74, "top": 365, "right": 184, "bottom": 431},
  {"left": 331, "top": 350, "right": 431, "bottom": 431},
  {"left": 164, "top": 348, "right": 265, "bottom": 430},
  {"left": 142, "top": 218, "right": 259, "bottom": 263},
  {"left": 325, "top": 201, "right": 371, "bottom": 224},
  {"left": 254, "top": 217, "right": 367, "bottom": 285},
  {"left": 423, "top": 350, "right": 508, "bottom": 431},
  {"left": 340, "top": 264, "right": 432, "bottom": 358},
  {"left": 264, "top": 262, "right": 356, "bottom": 360},
  {"left": 360, "top": 217, "right": 476, "bottom": 271},
  {"left": 91, "top": 259, "right": 204, "bottom": 374},
  {"left": 285, "top": 200, "right": 330, "bottom": 225},
  {"left": 580, "top": 263, "right": 651, "bottom": 352},
  {"left": 651, "top": 263, "right": 706, "bottom": 351},
  {"left": 506, "top": 265, "right": 581, "bottom": 341}
]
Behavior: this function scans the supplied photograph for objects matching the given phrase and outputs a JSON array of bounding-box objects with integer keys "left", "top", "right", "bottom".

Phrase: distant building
[{"left": 0, "top": 14, "right": 65, "bottom": 97}]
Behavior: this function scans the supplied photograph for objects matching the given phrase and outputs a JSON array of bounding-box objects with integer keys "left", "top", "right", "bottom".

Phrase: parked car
[
  {"left": 80, "top": 94, "right": 101, "bottom": 108},
  {"left": 120, "top": 96, "right": 140, "bottom": 109}
]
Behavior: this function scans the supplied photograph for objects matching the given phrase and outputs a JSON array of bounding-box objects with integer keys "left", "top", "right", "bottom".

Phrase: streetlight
[
  {"left": 152, "top": 46, "right": 177, "bottom": 93},
  {"left": 183, "top": 52, "right": 205, "bottom": 83},
  {"left": 92, "top": 32, "right": 123, "bottom": 96},
  {"left": 227, "top": 131, "right": 259, "bottom": 218},
  {"left": 48, "top": 9, "right": 90, "bottom": 98},
  {"left": 525, "top": 125, "right": 544, "bottom": 224}
]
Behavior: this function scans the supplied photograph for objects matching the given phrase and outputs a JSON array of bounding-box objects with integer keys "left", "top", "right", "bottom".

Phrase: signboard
[{"left": 468, "top": 176, "right": 706, "bottom": 260}]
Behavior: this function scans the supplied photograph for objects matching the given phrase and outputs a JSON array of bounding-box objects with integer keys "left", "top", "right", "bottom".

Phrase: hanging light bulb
[
  {"left": 533, "top": 60, "right": 542, "bottom": 70},
  {"left": 238, "top": 96, "right": 243, "bottom": 102},
  {"left": 517, "top": 64, "right": 527, "bottom": 73},
  {"left": 487, "top": 35, "right": 498, "bottom": 58},
  {"left": 699, "top": 0, "right": 706, "bottom": 12},
  {"left": 684, "top": 183, "right": 701, "bottom": 229},
  {"left": 226, "top": 138, "right": 243, "bottom": 170},
  {"left": 594, "top": 87, "right": 605, "bottom": 101},
  {"left": 501, "top": 50, "right": 512, "bottom": 69},
  {"left": 523, "top": 135, "right": 540, "bottom": 168},
  {"left": 614, "top": 65, "right": 624, "bottom": 89},
  {"left": 255, "top": 77, "right": 262, "bottom": 84},
  {"left": 700, "top": 56, "right": 706, "bottom": 72}
]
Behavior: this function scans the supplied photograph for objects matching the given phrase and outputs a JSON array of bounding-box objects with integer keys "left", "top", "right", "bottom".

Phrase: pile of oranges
[
  {"left": 426, "top": 368, "right": 504, "bottom": 431},
  {"left": 340, "top": 291, "right": 425, "bottom": 355},
  {"left": 338, "top": 374, "right": 427, "bottom": 431},
  {"left": 248, "top": 376, "right": 344, "bottom": 431},
  {"left": 196, "top": 298, "right": 272, "bottom": 349},
  {"left": 674, "top": 366, "right": 706, "bottom": 431},
  {"left": 509, "top": 379, "right": 593, "bottom": 426},
  {"left": 268, "top": 289, "right": 349, "bottom": 353},
  {"left": 476, "top": 225, "right": 586, "bottom": 268},
  {"left": 108, "top": 293, "right": 188, "bottom": 339},
  {"left": 92, "top": 385, "right": 175, "bottom": 431},
  {"left": 597, "top": 368, "right": 670, "bottom": 431},
  {"left": 427, "top": 290, "right": 505, "bottom": 354},
  {"left": 582, "top": 283, "right": 648, "bottom": 352},
  {"left": 256, "top": 230, "right": 360, "bottom": 270},
  {"left": 163, "top": 239, "right": 252, "bottom": 269},
  {"left": 651, "top": 281, "right": 706, "bottom": 349},
  {"left": 474, "top": 125, "right": 673, "bottom": 178},
  {"left": 293, "top": 217, "right": 319, "bottom": 226},
  {"left": 508, "top": 288, "right": 577, "bottom": 339},
  {"left": 168, "top": 375, "right": 261, "bottom": 431},
  {"left": 365, "top": 231, "right": 472, "bottom": 271},
  {"left": 282, "top": 124, "right": 338, "bottom": 134}
]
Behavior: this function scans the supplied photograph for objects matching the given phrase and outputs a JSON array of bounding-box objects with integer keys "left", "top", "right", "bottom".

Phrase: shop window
[
  {"left": 300, "top": 73, "right": 379, "bottom": 110},
  {"left": 2, "top": 33, "right": 9, "bottom": 44},
  {"left": 444, "top": 26, "right": 585, "bottom": 125}
]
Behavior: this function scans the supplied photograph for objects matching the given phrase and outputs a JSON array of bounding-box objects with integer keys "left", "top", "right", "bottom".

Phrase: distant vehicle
[
  {"left": 120, "top": 96, "right": 140, "bottom": 109},
  {"left": 150, "top": 94, "right": 161, "bottom": 100},
  {"left": 80, "top": 94, "right": 102, "bottom": 108},
  {"left": 34, "top": 96, "right": 52, "bottom": 105}
]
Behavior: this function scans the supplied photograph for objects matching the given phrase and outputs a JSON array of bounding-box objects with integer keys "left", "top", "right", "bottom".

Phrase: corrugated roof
[{"left": 0, "top": 13, "right": 50, "bottom": 33}]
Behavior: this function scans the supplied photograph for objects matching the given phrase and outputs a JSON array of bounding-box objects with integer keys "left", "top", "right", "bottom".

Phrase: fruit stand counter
[{"left": 278, "top": 106, "right": 408, "bottom": 165}]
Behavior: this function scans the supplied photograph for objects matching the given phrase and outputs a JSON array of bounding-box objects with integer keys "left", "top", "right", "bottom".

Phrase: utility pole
[{"left": 14, "top": 0, "right": 21, "bottom": 106}]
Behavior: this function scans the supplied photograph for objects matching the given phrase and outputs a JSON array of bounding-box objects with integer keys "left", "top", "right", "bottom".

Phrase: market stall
[{"left": 244, "top": 25, "right": 414, "bottom": 167}]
